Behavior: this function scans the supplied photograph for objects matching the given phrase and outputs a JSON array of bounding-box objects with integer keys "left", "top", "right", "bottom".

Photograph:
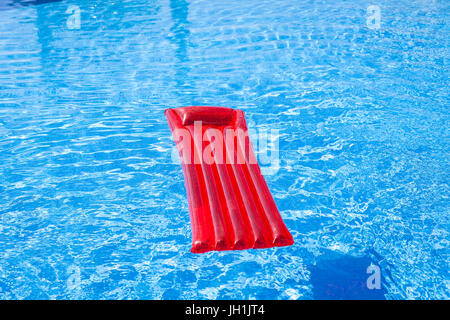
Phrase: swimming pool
[{"left": 0, "top": 0, "right": 448, "bottom": 299}]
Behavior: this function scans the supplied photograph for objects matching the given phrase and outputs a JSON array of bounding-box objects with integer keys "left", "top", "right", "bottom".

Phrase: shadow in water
[
  {"left": 0, "top": 0, "right": 62, "bottom": 10},
  {"left": 168, "top": 0, "right": 194, "bottom": 99},
  {"left": 169, "top": 0, "right": 190, "bottom": 62},
  {"left": 309, "top": 251, "right": 387, "bottom": 300}
]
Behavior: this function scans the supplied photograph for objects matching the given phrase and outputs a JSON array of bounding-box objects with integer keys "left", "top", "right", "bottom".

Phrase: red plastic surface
[{"left": 165, "top": 106, "right": 294, "bottom": 253}]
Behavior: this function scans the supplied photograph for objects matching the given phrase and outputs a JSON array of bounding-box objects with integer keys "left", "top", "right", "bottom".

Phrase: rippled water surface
[{"left": 0, "top": 0, "right": 449, "bottom": 299}]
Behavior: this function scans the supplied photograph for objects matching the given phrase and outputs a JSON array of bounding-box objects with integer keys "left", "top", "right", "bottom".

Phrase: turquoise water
[{"left": 0, "top": 0, "right": 448, "bottom": 299}]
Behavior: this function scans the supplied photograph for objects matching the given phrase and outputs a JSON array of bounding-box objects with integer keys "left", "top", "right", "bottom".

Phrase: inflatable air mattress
[{"left": 165, "top": 106, "right": 294, "bottom": 253}]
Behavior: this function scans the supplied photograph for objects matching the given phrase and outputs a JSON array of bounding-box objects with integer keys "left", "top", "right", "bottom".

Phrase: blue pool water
[{"left": 0, "top": 0, "right": 448, "bottom": 300}]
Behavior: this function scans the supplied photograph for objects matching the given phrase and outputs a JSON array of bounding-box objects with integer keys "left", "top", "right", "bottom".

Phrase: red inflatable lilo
[{"left": 165, "top": 106, "right": 293, "bottom": 253}]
